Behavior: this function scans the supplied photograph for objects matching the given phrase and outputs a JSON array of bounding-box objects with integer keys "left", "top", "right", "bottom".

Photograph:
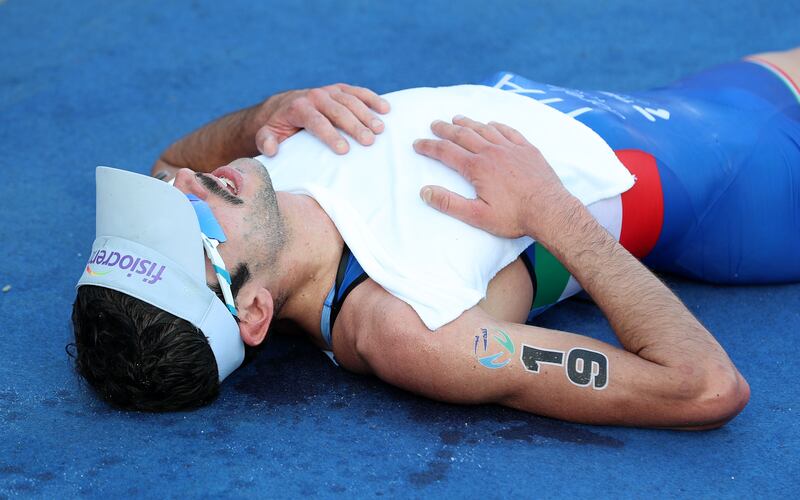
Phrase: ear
[{"left": 235, "top": 287, "right": 274, "bottom": 347}]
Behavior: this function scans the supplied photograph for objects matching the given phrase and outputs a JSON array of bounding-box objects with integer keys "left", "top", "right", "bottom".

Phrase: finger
[
  {"left": 337, "top": 84, "right": 391, "bottom": 114},
  {"left": 488, "top": 121, "right": 530, "bottom": 146},
  {"left": 452, "top": 115, "right": 507, "bottom": 144},
  {"left": 413, "top": 138, "right": 476, "bottom": 180},
  {"left": 309, "top": 89, "right": 375, "bottom": 146},
  {"left": 331, "top": 90, "right": 385, "bottom": 134},
  {"left": 298, "top": 105, "right": 350, "bottom": 154},
  {"left": 255, "top": 125, "right": 279, "bottom": 157},
  {"left": 420, "top": 185, "right": 483, "bottom": 227},
  {"left": 430, "top": 120, "right": 487, "bottom": 154}
]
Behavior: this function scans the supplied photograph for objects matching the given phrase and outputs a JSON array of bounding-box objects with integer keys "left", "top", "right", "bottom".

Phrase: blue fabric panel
[{"left": 483, "top": 65, "right": 800, "bottom": 283}]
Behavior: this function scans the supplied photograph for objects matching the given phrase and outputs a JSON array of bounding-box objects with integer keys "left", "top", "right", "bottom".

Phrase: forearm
[
  {"left": 413, "top": 117, "right": 749, "bottom": 427},
  {"left": 534, "top": 195, "right": 729, "bottom": 368},
  {"left": 154, "top": 103, "right": 262, "bottom": 174}
]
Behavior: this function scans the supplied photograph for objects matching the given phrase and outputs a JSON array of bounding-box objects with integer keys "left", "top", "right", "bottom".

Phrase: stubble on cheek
[{"left": 245, "top": 178, "right": 287, "bottom": 269}]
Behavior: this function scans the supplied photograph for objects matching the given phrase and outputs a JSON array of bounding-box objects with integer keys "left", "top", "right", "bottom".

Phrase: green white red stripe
[{"left": 748, "top": 57, "right": 800, "bottom": 103}]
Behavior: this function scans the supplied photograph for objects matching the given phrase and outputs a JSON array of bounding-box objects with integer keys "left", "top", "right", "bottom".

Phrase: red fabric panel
[{"left": 615, "top": 149, "right": 664, "bottom": 258}]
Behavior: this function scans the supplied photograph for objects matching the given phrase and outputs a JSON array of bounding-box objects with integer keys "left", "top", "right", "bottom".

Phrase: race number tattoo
[{"left": 520, "top": 345, "right": 609, "bottom": 390}]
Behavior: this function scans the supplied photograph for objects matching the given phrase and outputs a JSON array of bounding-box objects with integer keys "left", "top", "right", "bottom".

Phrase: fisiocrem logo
[{"left": 86, "top": 249, "right": 166, "bottom": 285}]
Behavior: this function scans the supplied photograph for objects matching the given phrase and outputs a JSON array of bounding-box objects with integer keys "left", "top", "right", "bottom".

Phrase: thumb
[
  {"left": 255, "top": 125, "right": 279, "bottom": 157},
  {"left": 420, "top": 185, "right": 478, "bottom": 225}
]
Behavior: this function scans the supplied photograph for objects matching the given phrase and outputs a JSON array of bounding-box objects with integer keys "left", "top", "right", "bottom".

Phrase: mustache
[{"left": 195, "top": 173, "right": 243, "bottom": 205}]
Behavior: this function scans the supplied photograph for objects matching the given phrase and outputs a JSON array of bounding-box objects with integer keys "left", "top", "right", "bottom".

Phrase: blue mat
[{"left": 2, "top": 0, "right": 799, "bottom": 496}]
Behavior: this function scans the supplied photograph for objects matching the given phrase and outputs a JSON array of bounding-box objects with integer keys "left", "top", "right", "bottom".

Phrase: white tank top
[{"left": 256, "top": 85, "right": 633, "bottom": 330}]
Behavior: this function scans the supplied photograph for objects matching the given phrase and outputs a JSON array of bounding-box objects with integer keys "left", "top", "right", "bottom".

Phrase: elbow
[{"left": 676, "top": 365, "right": 751, "bottom": 430}]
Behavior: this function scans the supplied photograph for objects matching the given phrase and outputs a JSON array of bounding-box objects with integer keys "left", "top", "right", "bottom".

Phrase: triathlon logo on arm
[
  {"left": 520, "top": 344, "right": 609, "bottom": 390},
  {"left": 473, "top": 328, "right": 515, "bottom": 369}
]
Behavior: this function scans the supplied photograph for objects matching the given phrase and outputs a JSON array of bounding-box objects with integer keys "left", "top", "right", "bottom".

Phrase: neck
[{"left": 266, "top": 192, "right": 342, "bottom": 334}]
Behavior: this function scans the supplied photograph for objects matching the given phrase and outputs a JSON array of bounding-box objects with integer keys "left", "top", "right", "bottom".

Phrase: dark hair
[{"left": 70, "top": 264, "right": 251, "bottom": 412}]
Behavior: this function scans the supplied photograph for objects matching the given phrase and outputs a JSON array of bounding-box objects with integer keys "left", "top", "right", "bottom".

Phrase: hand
[
  {"left": 254, "top": 84, "right": 390, "bottom": 156},
  {"left": 413, "top": 116, "right": 576, "bottom": 240}
]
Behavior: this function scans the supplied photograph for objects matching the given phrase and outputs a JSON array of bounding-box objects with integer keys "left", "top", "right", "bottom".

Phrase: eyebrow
[{"left": 195, "top": 173, "right": 243, "bottom": 205}]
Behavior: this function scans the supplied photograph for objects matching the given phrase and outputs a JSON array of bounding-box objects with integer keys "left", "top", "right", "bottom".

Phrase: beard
[{"left": 246, "top": 165, "right": 287, "bottom": 268}]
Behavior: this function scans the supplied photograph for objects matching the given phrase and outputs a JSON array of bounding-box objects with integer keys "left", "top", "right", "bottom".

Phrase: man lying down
[{"left": 72, "top": 48, "right": 800, "bottom": 428}]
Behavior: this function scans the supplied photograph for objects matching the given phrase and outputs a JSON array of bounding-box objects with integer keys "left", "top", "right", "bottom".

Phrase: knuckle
[
  {"left": 339, "top": 93, "right": 362, "bottom": 109},
  {"left": 438, "top": 193, "right": 451, "bottom": 213},
  {"left": 468, "top": 204, "right": 483, "bottom": 223},
  {"left": 254, "top": 126, "right": 270, "bottom": 142},
  {"left": 487, "top": 144, "right": 504, "bottom": 157},
  {"left": 464, "top": 154, "right": 480, "bottom": 172},
  {"left": 287, "top": 96, "right": 310, "bottom": 113},
  {"left": 351, "top": 85, "right": 373, "bottom": 99},
  {"left": 306, "top": 88, "right": 327, "bottom": 103},
  {"left": 327, "top": 105, "right": 344, "bottom": 120},
  {"left": 308, "top": 114, "right": 329, "bottom": 129},
  {"left": 334, "top": 90, "right": 353, "bottom": 103},
  {"left": 423, "top": 140, "right": 438, "bottom": 155},
  {"left": 327, "top": 89, "right": 345, "bottom": 103}
]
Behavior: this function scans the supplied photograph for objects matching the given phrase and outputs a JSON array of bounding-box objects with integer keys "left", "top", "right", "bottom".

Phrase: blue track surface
[{"left": 1, "top": 0, "right": 799, "bottom": 497}]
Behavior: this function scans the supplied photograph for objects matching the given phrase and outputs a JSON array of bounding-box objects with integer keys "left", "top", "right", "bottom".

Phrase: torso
[{"left": 302, "top": 46, "right": 800, "bottom": 363}]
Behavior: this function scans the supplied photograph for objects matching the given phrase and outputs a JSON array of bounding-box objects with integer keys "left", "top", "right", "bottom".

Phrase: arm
[
  {"left": 357, "top": 117, "right": 749, "bottom": 429},
  {"left": 151, "top": 83, "right": 390, "bottom": 176},
  {"left": 342, "top": 281, "right": 744, "bottom": 429}
]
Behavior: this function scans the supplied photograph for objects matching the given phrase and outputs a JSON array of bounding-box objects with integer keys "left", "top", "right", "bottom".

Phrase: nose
[{"left": 172, "top": 168, "right": 209, "bottom": 199}]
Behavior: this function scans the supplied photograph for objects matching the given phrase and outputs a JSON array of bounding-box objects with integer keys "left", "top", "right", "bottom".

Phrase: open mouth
[
  {"left": 210, "top": 166, "right": 243, "bottom": 196},
  {"left": 215, "top": 176, "right": 237, "bottom": 195}
]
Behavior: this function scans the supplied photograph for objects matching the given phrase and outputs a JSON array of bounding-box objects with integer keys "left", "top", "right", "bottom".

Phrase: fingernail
[
  {"left": 371, "top": 119, "right": 383, "bottom": 130},
  {"left": 432, "top": 119, "right": 444, "bottom": 127},
  {"left": 421, "top": 187, "right": 433, "bottom": 203},
  {"left": 336, "top": 140, "right": 348, "bottom": 152},
  {"left": 360, "top": 130, "right": 372, "bottom": 142},
  {"left": 453, "top": 114, "right": 465, "bottom": 122},
  {"left": 412, "top": 139, "right": 421, "bottom": 148}
]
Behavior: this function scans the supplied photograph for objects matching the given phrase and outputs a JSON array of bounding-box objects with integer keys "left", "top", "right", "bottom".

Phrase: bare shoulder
[
  {"left": 329, "top": 278, "right": 416, "bottom": 373},
  {"left": 330, "top": 257, "right": 533, "bottom": 373}
]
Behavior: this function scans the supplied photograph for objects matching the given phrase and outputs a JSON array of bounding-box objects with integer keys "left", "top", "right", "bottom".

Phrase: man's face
[{"left": 171, "top": 158, "right": 286, "bottom": 290}]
